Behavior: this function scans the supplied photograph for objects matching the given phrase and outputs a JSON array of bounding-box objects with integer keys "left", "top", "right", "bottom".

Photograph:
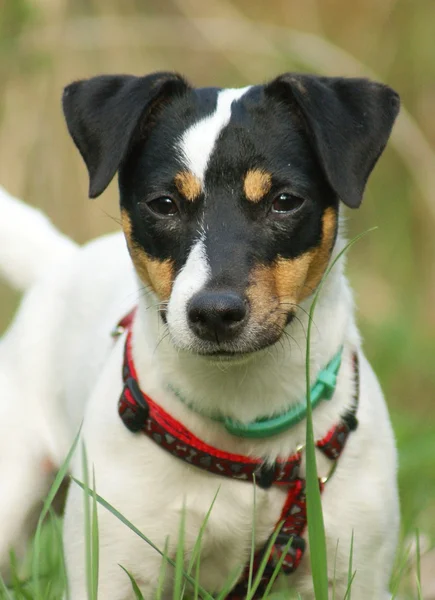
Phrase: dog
[{"left": 0, "top": 72, "right": 400, "bottom": 599}]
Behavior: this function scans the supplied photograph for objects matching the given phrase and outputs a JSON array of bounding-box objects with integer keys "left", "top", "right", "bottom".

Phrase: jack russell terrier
[{"left": 0, "top": 71, "right": 400, "bottom": 599}]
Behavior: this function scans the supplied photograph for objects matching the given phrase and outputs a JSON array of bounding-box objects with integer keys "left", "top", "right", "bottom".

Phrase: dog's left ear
[
  {"left": 62, "top": 72, "right": 190, "bottom": 198},
  {"left": 265, "top": 74, "right": 400, "bottom": 208}
]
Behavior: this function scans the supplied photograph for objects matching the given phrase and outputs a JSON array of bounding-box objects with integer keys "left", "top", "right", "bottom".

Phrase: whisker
[
  {"left": 278, "top": 301, "right": 313, "bottom": 321},
  {"left": 153, "top": 329, "right": 171, "bottom": 355},
  {"left": 145, "top": 301, "right": 168, "bottom": 312},
  {"left": 96, "top": 206, "right": 123, "bottom": 228},
  {"left": 139, "top": 288, "right": 156, "bottom": 298},
  {"left": 282, "top": 329, "right": 301, "bottom": 355},
  {"left": 291, "top": 315, "right": 308, "bottom": 343},
  {"left": 273, "top": 309, "right": 308, "bottom": 342},
  {"left": 278, "top": 301, "right": 319, "bottom": 336}
]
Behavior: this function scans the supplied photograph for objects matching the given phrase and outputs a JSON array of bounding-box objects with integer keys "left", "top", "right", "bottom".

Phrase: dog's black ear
[
  {"left": 265, "top": 74, "right": 400, "bottom": 208},
  {"left": 62, "top": 72, "right": 190, "bottom": 198}
]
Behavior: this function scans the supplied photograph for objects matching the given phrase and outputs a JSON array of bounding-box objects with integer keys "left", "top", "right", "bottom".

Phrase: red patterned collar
[{"left": 116, "top": 313, "right": 359, "bottom": 597}]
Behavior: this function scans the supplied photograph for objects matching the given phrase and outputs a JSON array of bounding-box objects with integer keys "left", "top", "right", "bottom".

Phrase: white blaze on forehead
[
  {"left": 166, "top": 238, "right": 210, "bottom": 346},
  {"left": 179, "top": 86, "right": 252, "bottom": 182}
]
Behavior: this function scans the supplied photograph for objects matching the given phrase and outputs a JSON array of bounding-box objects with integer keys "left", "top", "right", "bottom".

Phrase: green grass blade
[
  {"left": 91, "top": 468, "right": 100, "bottom": 600},
  {"left": 49, "top": 509, "right": 69, "bottom": 600},
  {"left": 119, "top": 565, "right": 145, "bottom": 599},
  {"left": 72, "top": 478, "right": 214, "bottom": 600},
  {"left": 415, "top": 529, "right": 423, "bottom": 600},
  {"left": 181, "top": 487, "right": 220, "bottom": 598},
  {"left": 187, "top": 487, "right": 220, "bottom": 575},
  {"left": 245, "top": 522, "right": 284, "bottom": 600},
  {"left": 347, "top": 530, "right": 354, "bottom": 600},
  {"left": 390, "top": 541, "right": 411, "bottom": 600},
  {"left": 81, "top": 443, "right": 93, "bottom": 600},
  {"left": 261, "top": 535, "right": 296, "bottom": 598},
  {"left": 32, "top": 427, "right": 81, "bottom": 600},
  {"left": 304, "top": 403, "right": 328, "bottom": 599},
  {"left": 332, "top": 539, "right": 339, "bottom": 600},
  {"left": 155, "top": 537, "right": 170, "bottom": 600},
  {"left": 193, "top": 548, "right": 201, "bottom": 600},
  {"left": 0, "top": 574, "right": 13, "bottom": 600},
  {"left": 8, "top": 550, "right": 34, "bottom": 598},
  {"left": 305, "top": 229, "right": 377, "bottom": 600},
  {"left": 247, "top": 475, "right": 257, "bottom": 595},
  {"left": 8, "top": 550, "right": 22, "bottom": 597},
  {"left": 214, "top": 565, "right": 245, "bottom": 600},
  {"left": 173, "top": 505, "right": 186, "bottom": 600},
  {"left": 343, "top": 571, "right": 356, "bottom": 600}
]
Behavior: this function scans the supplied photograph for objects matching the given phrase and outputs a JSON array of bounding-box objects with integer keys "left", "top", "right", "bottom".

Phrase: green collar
[{"left": 169, "top": 347, "right": 343, "bottom": 439}]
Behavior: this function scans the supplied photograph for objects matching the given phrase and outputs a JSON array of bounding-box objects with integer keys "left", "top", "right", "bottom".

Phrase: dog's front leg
[{"left": 62, "top": 344, "right": 173, "bottom": 600}]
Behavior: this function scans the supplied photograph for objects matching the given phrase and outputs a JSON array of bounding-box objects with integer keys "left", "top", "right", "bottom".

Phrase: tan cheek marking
[
  {"left": 273, "top": 254, "right": 313, "bottom": 307},
  {"left": 246, "top": 208, "right": 336, "bottom": 324},
  {"left": 247, "top": 258, "right": 311, "bottom": 329},
  {"left": 244, "top": 169, "right": 272, "bottom": 203},
  {"left": 246, "top": 265, "right": 277, "bottom": 322},
  {"left": 174, "top": 171, "right": 202, "bottom": 202},
  {"left": 140, "top": 257, "right": 174, "bottom": 301},
  {"left": 301, "top": 207, "right": 337, "bottom": 300},
  {"left": 121, "top": 210, "right": 174, "bottom": 300}
]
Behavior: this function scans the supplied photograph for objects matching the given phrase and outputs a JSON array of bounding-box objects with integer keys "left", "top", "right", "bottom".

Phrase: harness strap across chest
[{"left": 116, "top": 315, "right": 359, "bottom": 599}]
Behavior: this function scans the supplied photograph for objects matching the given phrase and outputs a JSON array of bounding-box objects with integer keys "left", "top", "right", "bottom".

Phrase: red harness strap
[{"left": 116, "top": 315, "right": 359, "bottom": 598}]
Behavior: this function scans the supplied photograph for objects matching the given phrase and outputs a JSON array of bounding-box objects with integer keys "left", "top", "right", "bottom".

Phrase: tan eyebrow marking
[
  {"left": 243, "top": 169, "right": 273, "bottom": 203},
  {"left": 174, "top": 171, "right": 202, "bottom": 202}
]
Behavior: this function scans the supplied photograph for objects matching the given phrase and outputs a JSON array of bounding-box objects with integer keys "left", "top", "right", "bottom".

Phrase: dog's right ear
[{"left": 62, "top": 72, "right": 190, "bottom": 198}]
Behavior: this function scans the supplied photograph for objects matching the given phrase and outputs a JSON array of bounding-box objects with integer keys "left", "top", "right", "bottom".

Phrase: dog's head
[{"left": 63, "top": 72, "right": 399, "bottom": 357}]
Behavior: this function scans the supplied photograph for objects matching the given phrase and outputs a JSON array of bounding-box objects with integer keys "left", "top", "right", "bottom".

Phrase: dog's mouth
[
  {"left": 175, "top": 313, "right": 295, "bottom": 362},
  {"left": 199, "top": 349, "right": 255, "bottom": 361},
  {"left": 196, "top": 348, "right": 260, "bottom": 366}
]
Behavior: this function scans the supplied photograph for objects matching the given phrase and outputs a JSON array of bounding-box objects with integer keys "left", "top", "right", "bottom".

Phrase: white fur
[
  {"left": 0, "top": 190, "right": 399, "bottom": 599},
  {"left": 179, "top": 87, "right": 251, "bottom": 182},
  {"left": 0, "top": 186, "right": 77, "bottom": 290},
  {"left": 166, "top": 238, "right": 210, "bottom": 350}
]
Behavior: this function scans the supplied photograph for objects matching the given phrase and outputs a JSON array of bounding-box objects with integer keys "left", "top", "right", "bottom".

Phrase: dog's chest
[
  {"left": 112, "top": 450, "right": 286, "bottom": 593},
  {"left": 78, "top": 337, "right": 290, "bottom": 591}
]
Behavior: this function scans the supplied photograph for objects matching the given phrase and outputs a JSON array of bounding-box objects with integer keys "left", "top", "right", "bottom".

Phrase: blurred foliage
[
  {"left": 0, "top": 0, "right": 43, "bottom": 81},
  {"left": 0, "top": 0, "right": 33, "bottom": 55},
  {"left": 0, "top": 0, "right": 434, "bottom": 592}
]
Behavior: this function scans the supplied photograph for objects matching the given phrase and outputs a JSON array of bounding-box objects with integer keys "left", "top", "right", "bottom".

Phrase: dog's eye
[
  {"left": 146, "top": 197, "right": 178, "bottom": 217},
  {"left": 271, "top": 193, "right": 304, "bottom": 214}
]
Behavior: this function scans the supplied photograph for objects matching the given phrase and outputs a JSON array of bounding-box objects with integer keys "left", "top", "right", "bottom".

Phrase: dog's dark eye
[
  {"left": 147, "top": 197, "right": 178, "bottom": 217},
  {"left": 271, "top": 193, "right": 304, "bottom": 214}
]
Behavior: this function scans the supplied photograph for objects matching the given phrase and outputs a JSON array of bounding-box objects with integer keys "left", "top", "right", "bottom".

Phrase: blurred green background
[{"left": 0, "top": 0, "right": 434, "bottom": 595}]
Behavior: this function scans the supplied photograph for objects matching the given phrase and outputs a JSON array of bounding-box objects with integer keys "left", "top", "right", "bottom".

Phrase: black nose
[{"left": 187, "top": 291, "right": 249, "bottom": 342}]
